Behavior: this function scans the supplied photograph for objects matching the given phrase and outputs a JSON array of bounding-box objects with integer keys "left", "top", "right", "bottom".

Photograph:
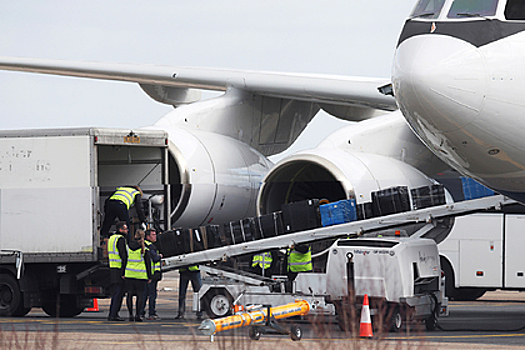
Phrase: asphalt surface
[{"left": 2, "top": 273, "right": 525, "bottom": 350}]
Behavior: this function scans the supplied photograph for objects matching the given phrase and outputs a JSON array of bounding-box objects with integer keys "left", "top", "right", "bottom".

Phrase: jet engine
[
  {"left": 258, "top": 112, "right": 450, "bottom": 215},
  {"left": 163, "top": 127, "right": 273, "bottom": 227}
]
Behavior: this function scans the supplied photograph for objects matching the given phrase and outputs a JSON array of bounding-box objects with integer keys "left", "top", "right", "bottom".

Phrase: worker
[
  {"left": 139, "top": 229, "right": 163, "bottom": 320},
  {"left": 124, "top": 229, "right": 152, "bottom": 322},
  {"left": 252, "top": 251, "right": 273, "bottom": 276},
  {"left": 107, "top": 221, "right": 129, "bottom": 321},
  {"left": 101, "top": 185, "right": 146, "bottom": 241},
  {"left": 175, "top": 265, "right": 203, "bottom": 320},
  {"left": 287, "top": 244, "right": 312, "bottom": 283}
]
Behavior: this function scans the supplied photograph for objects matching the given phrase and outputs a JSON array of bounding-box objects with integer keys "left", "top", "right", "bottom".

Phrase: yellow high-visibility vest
[
  {"left": 125, "top": 248, "right": 148, "bottom": 280},
  {"left": 108, "top": 234, "right": 125, "bottom": 269},
  {"left": 252, "top": 252, "right": 272, "bottom": 269},
  {"left": 110, "top": 187, "right": 139, "bottom": 209},
  {"left": 288, "top": 246, "right": 312, "bottom": 272}
]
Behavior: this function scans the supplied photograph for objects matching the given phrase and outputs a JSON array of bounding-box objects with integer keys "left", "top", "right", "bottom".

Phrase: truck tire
[
  {"left": 388, "top": 308, "right": 403, "bottom": 333},
  {"left": 0, "top": 274, "right": 22, "bottom": 317},
  {"left": 42, "top": 294, "right": 84, "bottom": 318},
  {"left": 204, "top": 289, "right": 232, "bottom": 319}
]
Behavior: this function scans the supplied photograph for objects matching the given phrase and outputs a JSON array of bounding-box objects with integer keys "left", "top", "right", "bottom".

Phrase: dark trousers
[
  {"left": 126, "top": 278, "right": 147, "bottom": 318},
  {"left": 108, "top": 280, "right": 125, "bottom": 318},
  {"left": 139, "top": 280, "right": 158, "bottom": 317},
  {"left": 101, "top": 200, "right": 130, "bottom": 240},
  {"left": 178, "top": 272, "right": 202, "bottom": 317}
]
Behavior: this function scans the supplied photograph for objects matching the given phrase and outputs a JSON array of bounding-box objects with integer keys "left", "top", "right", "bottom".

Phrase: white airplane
[
  {"left": 0, "top": 56, "right": 445, "bottom": 226},
  {"left": 393, "top": 0, "right": 525, "bottom": 202},
  {"left": 7, "top": 0, "right": 521, "bottom": 226}
]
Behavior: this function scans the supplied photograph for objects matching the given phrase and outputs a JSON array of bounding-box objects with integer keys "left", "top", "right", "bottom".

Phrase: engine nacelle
[
  {"left": 160, "top": 127, "right": 273, "bottom": 227},
  {"left": 258, "top": 148, "right": 441, "bottom": 215}
]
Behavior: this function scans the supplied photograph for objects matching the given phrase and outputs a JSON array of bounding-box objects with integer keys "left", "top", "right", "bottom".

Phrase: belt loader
[{"left": 160, "top": 194, "right": 516, "bottom": 332}]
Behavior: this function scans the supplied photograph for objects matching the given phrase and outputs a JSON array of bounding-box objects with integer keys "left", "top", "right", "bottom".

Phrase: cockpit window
[
  {"left": 411, "top": 0, "right": 446, "bottom": 19},
  {"left": 447, "top": 0, "right": 499, "bottom": 18},
  {"left": 505, "top": 0, "right": 525, "bottom": 20}
]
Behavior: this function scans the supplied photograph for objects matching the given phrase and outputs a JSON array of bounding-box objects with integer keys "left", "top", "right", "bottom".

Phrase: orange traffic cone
[
  {"left": 86, "top": 298, "right": 99, "bottom": 312},
  {"left": 359, "top": 294, "right": 373, "bottom": 338}
]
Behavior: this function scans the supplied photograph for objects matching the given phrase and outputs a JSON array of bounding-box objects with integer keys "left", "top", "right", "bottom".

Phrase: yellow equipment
[{"left": 198, "top": 299, "right": 310, "bottom": 340}]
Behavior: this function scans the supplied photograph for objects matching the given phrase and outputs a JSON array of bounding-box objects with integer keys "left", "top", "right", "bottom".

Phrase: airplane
[
  {"left": 4, "top": 0, "right": 521, "bottom": 227},
  {"left": 393, "top": 0, "right": 525, "bottom": 202}
]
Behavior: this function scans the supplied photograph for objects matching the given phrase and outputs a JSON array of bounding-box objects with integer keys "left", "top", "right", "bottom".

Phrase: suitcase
[
  {"left": 281, "top": 199, "right": 321, "bottom": 233},
  {"left": 201, "top": 225, "right": 225, "bottom": 249},
  {"left": 371, "top": 186, "right": 410, "bottom": 216},
  {"left": 461, "top": 177, "right": 495, "bottom": 200},
  {"left": 225, "top": 221, "right": 245, "bottom": 245},
  {"left": 411, "top": 184, "right": 446, "bottom": 209},
  {"left": 256, "top": 211, "right": 284, "bottom": 238},
  {"left": 157, "top": 229, "right": 191, "bottom": 257},
  {"left": 172, "top": 228, "right": 192, "bottom": 255},
  {"left": 190, "top": 228, "right": 205, "bottom": 252},
  {"left": 356, "top": 202, "right": 374, "bottom": 220},
  {"left": 319, "top": 199, "right": 357, "bottom": 226},
  {"left": 241, "top": 217, "right": 259, "bottom": 242}
]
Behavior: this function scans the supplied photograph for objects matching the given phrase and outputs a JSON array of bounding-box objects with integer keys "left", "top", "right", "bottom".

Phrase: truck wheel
[
  {"left": 0, "top": 274, "right": 22, "bottom": 317},
  {"left": 290, "top": 324, "right": 302, "bottom": 341},
  {"left": 389, "top": 309, "right": 403, "bottom": 332},
  {"left": 425, "top": 315, "right": 437, "bottom": 331},
  {"left": 42, "top": 294, "right": 84, "bottom": 317},
  {"left": 204, "top": 290, "right": 232, "bottom": 319},
  {"left": 248, "top": 326, "right": 261, "bottom": 340}
]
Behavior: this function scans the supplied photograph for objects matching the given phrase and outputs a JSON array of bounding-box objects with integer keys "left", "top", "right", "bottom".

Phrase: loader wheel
[
  {"left": 0, "top": 274, "right": 22, "bottom": 317},
  {"left": 204, "top": 290, "right": 232, "bottom": 319},
  {"left": 290, "top": 324, "right": 302, "bottom": 341},
  {"left": 389, "top": 309, "right": 403, "bottom": 333},
  {"left": 248, "top": 326, "right": 261, "bottom": 340}
]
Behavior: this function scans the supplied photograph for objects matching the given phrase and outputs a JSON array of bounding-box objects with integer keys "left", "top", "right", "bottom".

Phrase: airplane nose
[{"left": 393, "top": 34, "right": 486, "bottom": 135}]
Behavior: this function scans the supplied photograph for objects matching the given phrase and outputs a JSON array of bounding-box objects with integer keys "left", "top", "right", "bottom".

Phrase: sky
[{"left": 0, "top": 1, "right": 416, "bottom": 155}]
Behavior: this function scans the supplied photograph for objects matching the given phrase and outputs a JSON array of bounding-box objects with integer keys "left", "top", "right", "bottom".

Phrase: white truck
[
  {"left": 0, "top": 127, "right": 170, "bottom": 317},
  {"left": 439, "top": 205, "right": 525, "bottom": 300},
  {"left": 197, "top": 233, "right": 446, "bottom": 332}
]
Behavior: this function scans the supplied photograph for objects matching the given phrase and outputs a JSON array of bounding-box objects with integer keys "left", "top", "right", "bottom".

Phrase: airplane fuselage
[{"left": 393, "top": 0, "right": 525, "bottom": 201}]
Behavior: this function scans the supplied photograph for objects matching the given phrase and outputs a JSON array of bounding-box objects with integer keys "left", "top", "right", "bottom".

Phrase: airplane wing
[{"left": 0, "top": 57, "right": 397, "bottom": 118}]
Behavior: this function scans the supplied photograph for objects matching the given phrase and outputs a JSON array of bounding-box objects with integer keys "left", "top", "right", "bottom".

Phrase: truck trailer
[{"left": 0, "top": 127, "right": 169, "bottom": 317}]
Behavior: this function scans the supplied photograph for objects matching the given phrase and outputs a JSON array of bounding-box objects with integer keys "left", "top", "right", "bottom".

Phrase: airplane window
[
  {"left": 505, "top": 0, "right": 525, "bottom": 20},
  {"left": 448, "top": 0, "right": 499, "bottom": 18},
  {"left": 411, "top": 0, "right": 446, "bottom": 19}
]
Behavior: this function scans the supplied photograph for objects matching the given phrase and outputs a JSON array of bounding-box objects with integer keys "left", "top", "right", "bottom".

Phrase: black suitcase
[
  {"left": 281, "top": 199, "right": 321, "bottom": 233},
  {"left": 371, "top": 186, "right": 410, "bottom": 216},
  {"left": 225, "top": 221, "right": 245, "bottom": 245},
  {"left": 190, "top": 228, "right": 206, "bottom": 252},
  {"left": 155, "top": 230, "right": 177, "bottom": 257},
  {"left": 256, "top": 211, "right": 284, "bottom": 238},
  {"left": 241, "top": 217, "right": 259, "bottom": 242},
  {"left": 201, "top": 225, "right": 225, "bottom": 249},
  {"left": 356, "top": 202, "right": 374, "bottom": 220},
  {"left": 157, "top": 229, "right": 191, "bottom": 257},
  {"left": 411, "top": 184, "right": 446, "bottom": 210},
  {"left": 172, "top": 228, "right": 192, "bottom": 255}
]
